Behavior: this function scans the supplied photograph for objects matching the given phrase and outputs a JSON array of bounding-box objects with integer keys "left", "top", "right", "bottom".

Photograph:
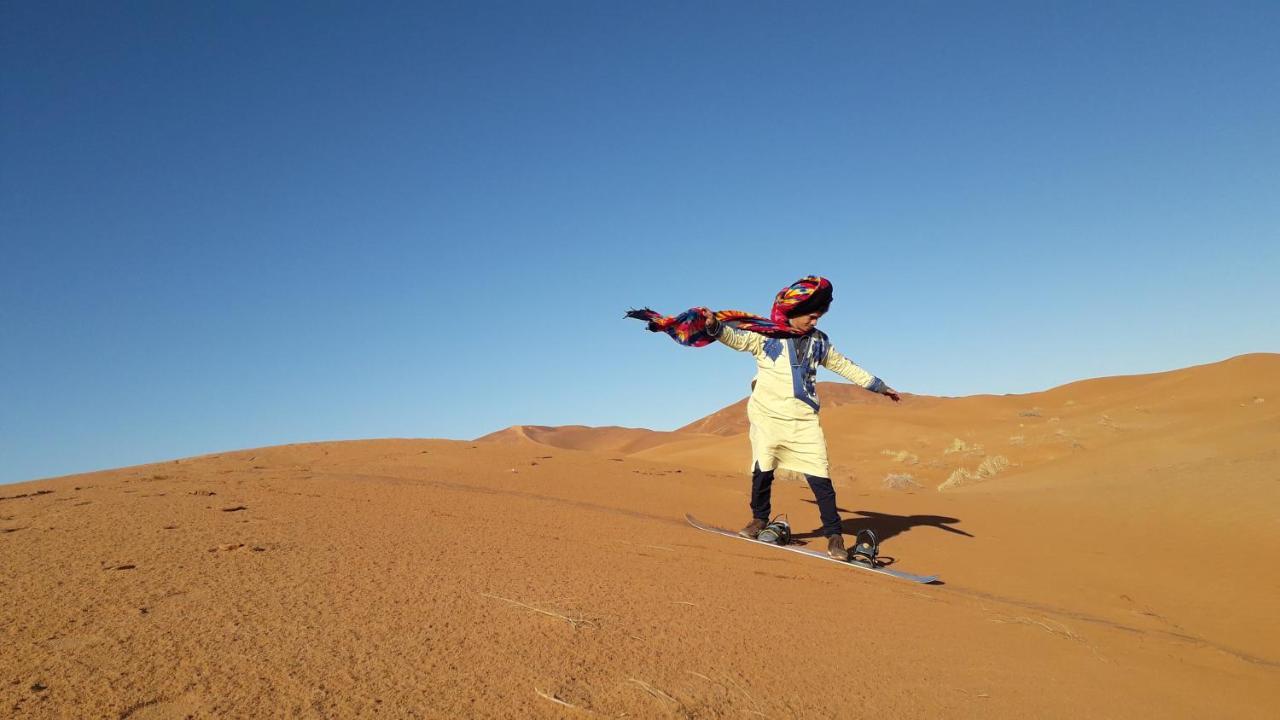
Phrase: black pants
[{"left": 750, "top": 463, "right": 842, "bottom": 537}]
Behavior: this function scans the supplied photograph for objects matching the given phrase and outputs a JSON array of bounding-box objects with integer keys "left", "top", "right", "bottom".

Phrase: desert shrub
[
  {"left": 937, "top": 468, "right": 977, "bottom": 491},
  {"left": 774, "top": 468, "right": 806, "bottom": 483},
  {"left": 884, "top": 473, "right": 923, "bottom": 491},
  {"left": 943, "top": 438, "right": 983, "bottom": 455},
  {"left": 880, "top": 449, "right": 919, "bottom": 465},
  {"left": 976, "top": 455, "right": 1010, "bottom": 476},
  {"left": 938, "top": 454, "right": 1011, "bottom": 491}
]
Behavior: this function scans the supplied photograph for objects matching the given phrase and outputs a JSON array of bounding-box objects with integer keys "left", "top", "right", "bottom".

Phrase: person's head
[
  {"left": 771, "top": 276, "right": 833, "bottom": 332},
  {"left": 787, "top": 310, "right": 825, "bottom": 333}
]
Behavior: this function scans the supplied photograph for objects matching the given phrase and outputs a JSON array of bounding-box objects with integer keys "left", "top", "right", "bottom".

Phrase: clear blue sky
[{"left": 2, "top": 1, "right": 1277, "bottom": 484}]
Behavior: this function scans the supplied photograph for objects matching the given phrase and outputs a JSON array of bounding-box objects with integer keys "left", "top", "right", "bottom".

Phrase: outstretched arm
[
  {"left": 699, "top": 308, "right": 762, "bottom": 354},
  {"left": 822, "top": 346, "right": 901, "bottom": 402}
]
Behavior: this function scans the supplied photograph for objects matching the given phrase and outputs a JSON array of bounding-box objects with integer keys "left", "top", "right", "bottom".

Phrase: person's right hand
[{"left": 699, "top": 307, "right": 719, "bottom": 332}]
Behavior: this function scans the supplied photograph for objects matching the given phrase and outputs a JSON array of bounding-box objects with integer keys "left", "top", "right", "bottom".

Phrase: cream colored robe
[{"left": 712, "top": 324, "right": 885, "bottom": 477}]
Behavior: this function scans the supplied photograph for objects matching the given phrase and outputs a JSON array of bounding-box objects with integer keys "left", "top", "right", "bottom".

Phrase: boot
[
  {"left": 826, "top": 533, "right": 849, "bottom": 561},
  {"left": 738, "top": 518, "right": 767, "bottom": 539}
]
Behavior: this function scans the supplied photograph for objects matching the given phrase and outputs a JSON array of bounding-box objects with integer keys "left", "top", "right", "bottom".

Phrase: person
[{"left": 627, "top": 276, "right": 899, "bottom": 560}]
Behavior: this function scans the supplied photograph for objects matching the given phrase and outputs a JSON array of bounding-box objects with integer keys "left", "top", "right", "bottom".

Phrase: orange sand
[{"left": 3, "top": 353, "right": 1277, "bottom": 718}]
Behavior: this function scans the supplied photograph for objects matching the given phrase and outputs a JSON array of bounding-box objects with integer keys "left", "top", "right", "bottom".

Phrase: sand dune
[
  {"left": 477, "top": 424, "right": 708, "bottom": 456},
  {"left": 2, "top": 354, "right": 1277, "bottom": 718}
]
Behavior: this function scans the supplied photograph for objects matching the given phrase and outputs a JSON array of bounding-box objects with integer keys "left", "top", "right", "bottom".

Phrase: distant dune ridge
[
  {"left": 476, "top": 424, "right": 693, "bottom": 455},
  {"left": 2, "top": 354, "right": 1278, "bottom": 718},
  {"left": 487, "top": 352, "right": 1279, "bottom": 489}
]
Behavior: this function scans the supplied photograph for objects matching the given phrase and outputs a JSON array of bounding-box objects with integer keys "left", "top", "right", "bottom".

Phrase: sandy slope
[
  {"left": 477, "top": 425, "right": 705, "bottom": 456},
  {"left": 2, "top": 355, "right": 1278, "bottom": 718}
]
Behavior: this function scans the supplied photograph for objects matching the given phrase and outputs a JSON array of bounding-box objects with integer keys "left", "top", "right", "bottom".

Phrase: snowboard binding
[
  {"left": 756, "top": 515, "right": 792, "bottom": 545},
  {"left": 850, "top": 529, "right": 880, "bottom": 566}
]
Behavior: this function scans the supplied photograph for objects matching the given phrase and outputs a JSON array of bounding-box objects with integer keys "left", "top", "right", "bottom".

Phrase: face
[{"left": 788, "top": 311, "right": 824, "bottom": 332}]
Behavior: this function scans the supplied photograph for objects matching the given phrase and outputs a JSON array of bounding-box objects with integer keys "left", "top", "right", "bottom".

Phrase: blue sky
[{"left": 2, "top": 1, "right": 1277, "bottom": 484}]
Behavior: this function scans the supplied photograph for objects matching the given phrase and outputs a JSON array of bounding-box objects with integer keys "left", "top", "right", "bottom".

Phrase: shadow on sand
[{"left": 792, "top": 503, "right": 974, "bottom": 543}]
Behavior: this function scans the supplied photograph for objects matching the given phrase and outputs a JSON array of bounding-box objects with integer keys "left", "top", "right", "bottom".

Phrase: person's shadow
[{"left": 792, "top": 502, "right": 974, "bottom": 543}]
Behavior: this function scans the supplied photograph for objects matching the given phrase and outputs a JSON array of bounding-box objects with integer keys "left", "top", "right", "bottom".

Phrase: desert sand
[{"left": 3, "top": 353, "right": 1278, "bottom": 718}]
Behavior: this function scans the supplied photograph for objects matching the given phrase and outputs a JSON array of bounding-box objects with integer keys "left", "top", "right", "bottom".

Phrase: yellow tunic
[{"left": 712, "top": 324, "right": 884, "bottom": 477}]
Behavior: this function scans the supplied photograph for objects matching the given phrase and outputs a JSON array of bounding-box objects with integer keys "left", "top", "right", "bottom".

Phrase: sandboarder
[{"left": 627, "top": 276, "right": 900, "bottom": 560}]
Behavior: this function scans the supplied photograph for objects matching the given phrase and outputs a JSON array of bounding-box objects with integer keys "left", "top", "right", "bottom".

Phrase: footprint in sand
[
  {"left": 0, "top": 489, "right": 53, "bottom": 501},
  {"left": 118, "top": 691, "right": 205, "bottom": 719},
  {"left": 208, "top": 543, "right": 267, "bottom": 553},
  {"left": 45, "top": 634, "right": 109, "bottom": 652}
]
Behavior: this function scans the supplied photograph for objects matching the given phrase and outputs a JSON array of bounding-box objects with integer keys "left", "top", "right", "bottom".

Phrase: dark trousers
[{"left": 750, "top": 463, "right": 842, "bottom": 536}]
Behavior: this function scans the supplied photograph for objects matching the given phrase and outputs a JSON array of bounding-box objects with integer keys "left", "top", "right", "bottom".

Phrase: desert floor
[{"left": 3, "top": 354, "right": 1278, "bottom": 718}]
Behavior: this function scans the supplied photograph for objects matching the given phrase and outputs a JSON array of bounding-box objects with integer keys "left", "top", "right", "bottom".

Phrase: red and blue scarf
[{"left": 626, "top": 276, "right": 833, "bottom": 347}]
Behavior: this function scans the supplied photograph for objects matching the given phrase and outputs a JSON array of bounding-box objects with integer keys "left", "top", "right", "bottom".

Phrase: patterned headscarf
[
  {"left": 626, "top": 276, "right": 834, "bottom": 347},
  {"left": 770, "top": 275, "right": 833, "bottom": 323}
]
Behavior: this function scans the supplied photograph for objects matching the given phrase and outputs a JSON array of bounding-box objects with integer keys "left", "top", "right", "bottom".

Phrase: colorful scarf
[{"left": 626, "top": 276, "right": 833, "bottom": 347}]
